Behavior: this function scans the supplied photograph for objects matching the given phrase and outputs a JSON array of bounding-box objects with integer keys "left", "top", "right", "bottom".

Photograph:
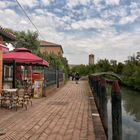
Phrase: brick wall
[
  {"left": 0, "top": 36, "right": 4, "bottom": 92},
  {"left": 0, "top": 47, "right": 2, "bottom": 92},
  {"left": 40, "top": 47, "right": 63, "bottom": 56}
]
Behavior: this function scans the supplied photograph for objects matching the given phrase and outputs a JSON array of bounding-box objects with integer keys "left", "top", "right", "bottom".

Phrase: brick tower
[{"left": 89, "top": 54, "right": 94, "bottom": 65}]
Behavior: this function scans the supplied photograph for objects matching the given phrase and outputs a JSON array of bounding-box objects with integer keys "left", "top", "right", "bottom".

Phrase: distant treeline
[{"left": 71, "top": 52, "right": 140, "bottom": 90}]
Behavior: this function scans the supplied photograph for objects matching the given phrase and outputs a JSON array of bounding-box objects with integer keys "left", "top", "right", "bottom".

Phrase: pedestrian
[
  {"left": 71, "top": 72, "right": 75, "bottom": 81},
  {"left": 75, "top": 72, "right": 80, "bottom": 84}
]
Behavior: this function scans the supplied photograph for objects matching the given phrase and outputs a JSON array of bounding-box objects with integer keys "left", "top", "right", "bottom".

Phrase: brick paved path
[{"left": 0, "top": 81, "right": 95, "bottom": 140}]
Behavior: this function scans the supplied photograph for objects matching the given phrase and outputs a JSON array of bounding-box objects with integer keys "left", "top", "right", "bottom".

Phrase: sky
[{"left": 0, "top": 0, "right": 140, "bottom": 64}]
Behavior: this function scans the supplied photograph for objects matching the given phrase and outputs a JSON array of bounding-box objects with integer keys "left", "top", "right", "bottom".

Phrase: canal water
[{"left": 107, "top": 85, "right": 140, "bottom": 140}]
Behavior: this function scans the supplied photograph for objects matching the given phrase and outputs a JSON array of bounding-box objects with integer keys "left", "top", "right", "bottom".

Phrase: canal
[{"left": 107, "top": 85, "right": 140, "bottom": 140}]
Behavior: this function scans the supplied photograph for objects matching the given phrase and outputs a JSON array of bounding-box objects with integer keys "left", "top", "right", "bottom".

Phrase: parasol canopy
[{"left": 3, "top": 48, "right": 49, "bottom": 67}]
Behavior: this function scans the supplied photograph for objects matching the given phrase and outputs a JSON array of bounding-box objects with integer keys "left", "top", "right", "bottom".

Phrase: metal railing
[{"left": 44, "top": 66, "right": 64, "bottom": 87}]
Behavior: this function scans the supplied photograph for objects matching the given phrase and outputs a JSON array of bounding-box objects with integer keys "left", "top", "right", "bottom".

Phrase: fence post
[
  {"left": 93, "top": 76, "right": 97, "bottom": 98},
  {"left": 100, "top": 78, "right": 108, "bottom": 138},
  {"left": 57, "top": 67, "right": 59, "bottom": 88},
  {"left": 111, "top": 81, "right": 122, "bottom": 140}
]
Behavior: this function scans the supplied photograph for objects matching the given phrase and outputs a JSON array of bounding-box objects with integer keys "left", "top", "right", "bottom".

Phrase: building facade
[
  {"left": 40, "top": 40, "right": 63, "bottom": 56},
  {"left": 0, "top": 27, "right": 16, "bottom": 91}
]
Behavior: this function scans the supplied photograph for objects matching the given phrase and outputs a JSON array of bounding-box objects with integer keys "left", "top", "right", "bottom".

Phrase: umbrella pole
[{"left": 12, "top": 60, "right": 16, "bottom": 88}]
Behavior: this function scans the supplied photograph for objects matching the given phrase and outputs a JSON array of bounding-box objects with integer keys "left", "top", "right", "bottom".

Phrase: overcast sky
[{"left": 0, "top": 0, "right": 140, "bottom": 64}]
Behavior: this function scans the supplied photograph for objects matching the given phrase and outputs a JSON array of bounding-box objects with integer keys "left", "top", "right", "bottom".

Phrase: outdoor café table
[
  {"left": 2, "top": 89, "right": 17, "bottom": 108},
  {"left": 2, "top": 89, "right": 17, "bottom": 93}
]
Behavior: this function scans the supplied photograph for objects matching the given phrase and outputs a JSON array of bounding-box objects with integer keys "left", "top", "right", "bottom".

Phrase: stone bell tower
[{"left": 89, "top": 54, "right": 94, "bottom": 65}]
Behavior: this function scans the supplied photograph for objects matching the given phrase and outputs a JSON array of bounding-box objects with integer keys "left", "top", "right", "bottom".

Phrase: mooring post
[
  {"left": 96, "top": 76, "right": 100, "bottom": 109},
  {"left": 100, "top": 78, "right": 108, "bottom": 138},
  {"left": 92, "top": 76, "right": 96, "bottom": 95},
  {"left": 93, "top": 76, "right": 97, "bottom": 101},
  {"left": 90, "top": 76, "right": 94, "bottom": 92},
  {"left": 111, "top": 81, "right": 122, "bottom": 140},
  {"left": 98, "top": 79, "right": 102, "bottom": 113}
]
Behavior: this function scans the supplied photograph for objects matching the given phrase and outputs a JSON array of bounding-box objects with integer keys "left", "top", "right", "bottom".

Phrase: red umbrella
[{"left": 3, "top": 48, "right": 49, "bottom": 66}]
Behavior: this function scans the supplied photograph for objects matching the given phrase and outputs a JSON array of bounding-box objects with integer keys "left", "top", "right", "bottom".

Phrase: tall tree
[{"left": 15, "top": 30, "right": 40, "bottom": 50}]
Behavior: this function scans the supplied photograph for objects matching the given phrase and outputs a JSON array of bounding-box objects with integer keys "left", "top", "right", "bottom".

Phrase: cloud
[
  {"left": 67, "top": 0, "right": 90, "bottom": 7},
  {"left": 42, "top": 0, "right": 51, "bottom": 6},
  {"left": 106, "top": 0, "right": 120, "bottom": 5},
  {"left": 35, "top": 9, "right": 45, "bottom": 14},
  {"left": 71, "top": 18, "right": 113, "bottom": 30},
  {"left": 93, "top": 0, "right": 105, "bottom": 12},
  {"left": 0, "top": 1, "right": 7, "bottom": 9},
  {"left": 101, "top": 6, "right": 128, "bottom": 19},
  {"left": 17, "top": 0, "right": 38, "bottom": 7},
  {"left": 119, "top": 15, "right": 138, "bottom": 25},
  {"left": 0, "top": 1, "right": 16, "bottom": 9}
]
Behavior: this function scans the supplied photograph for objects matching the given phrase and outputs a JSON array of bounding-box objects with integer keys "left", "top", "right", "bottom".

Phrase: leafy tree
[
  {"left": 15, "top": 30, "right": 40, "bottom": 50},
  {"left": 95, "top": 59, "right": 111, "bottom": 72},
  {"left": 5, "top": 28, "right": 40, "bottom": 50},
  {"left": 116, "top": 62, "right": 124, "bottom": 74},
  {"left": 110, "top": 59, "right": 117, "bottom": 73}
]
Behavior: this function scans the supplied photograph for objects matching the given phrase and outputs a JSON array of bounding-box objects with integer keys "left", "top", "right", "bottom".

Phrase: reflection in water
[
  {"left": 122, "top": 88, "right": 140, "bottom": 122},
  {"left": 107, "top": 85, "right": 140, "bottom": 140}
]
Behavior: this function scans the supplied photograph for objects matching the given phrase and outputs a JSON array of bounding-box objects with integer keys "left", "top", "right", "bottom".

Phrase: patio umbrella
[{"left": 3, "top": 48, "right": 49, "bottom": 67}]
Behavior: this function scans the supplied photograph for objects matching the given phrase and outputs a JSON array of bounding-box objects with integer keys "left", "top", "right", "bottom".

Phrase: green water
[{"left": 107, "top": 85, "right": 140, "bottom": 140}]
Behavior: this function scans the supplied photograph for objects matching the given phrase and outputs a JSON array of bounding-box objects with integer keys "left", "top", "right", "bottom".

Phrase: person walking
[
  {"left": 75, "top": 72, "right": 80, "bottom": 84},
  {"left": 71, "top": 72, "right": 75, "bottom": 81}
]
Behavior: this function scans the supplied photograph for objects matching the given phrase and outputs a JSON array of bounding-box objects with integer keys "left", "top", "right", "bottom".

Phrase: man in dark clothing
[
  {"left": 75, "top": 72, "right": 80, "bottom": 84},
  {"left": 71, "top": 72, "right": 75, "bottom": 81}
]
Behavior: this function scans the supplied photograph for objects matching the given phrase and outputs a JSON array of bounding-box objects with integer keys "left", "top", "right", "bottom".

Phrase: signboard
[{"left": 34, "top": 80, "right": 43, "bottom": 98}]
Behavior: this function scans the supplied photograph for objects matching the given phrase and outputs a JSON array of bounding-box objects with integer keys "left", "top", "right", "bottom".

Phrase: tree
[
  {"left": 15, "top": 30, "right": 40, "bottom": 50},
  {"left": 110, "top": 59, "right": 117, "bottom": 73},
  {"left": 96, "top": 59, "right": 111, "bottom": 72},
  {"left": 116, "top": 62, "right": 124, "bottom": 74},
  {"left": 5, "top": 29, "right": 40, "bottom": 50}
]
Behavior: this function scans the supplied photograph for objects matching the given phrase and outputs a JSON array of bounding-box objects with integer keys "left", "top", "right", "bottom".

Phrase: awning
[{"left": 3, "top": 48, "right": 49, "bottom": 67}]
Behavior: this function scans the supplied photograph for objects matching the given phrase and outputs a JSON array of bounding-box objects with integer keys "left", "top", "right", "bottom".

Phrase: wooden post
[
  {"left": 93, "top": 76, "right": 97, "bottom": 97},
  {"left": 96, "top": 76, "right": 101, "bottom": 109},
  {"left": 91, "top": 76, "right": 95, "bottom": 94},
  {"left": 57, "top": 67, "right": 59, "bottom": 88},
  {"left": 100, "top": 78, "right": 108, "bottom": 138},
  {"left": 111, "top": 81, "right": 122, "bottom": 140},
  {"left": 12, "top": 60, "right": 16, "bottom": 88},
  {"left": 98, "top": 80, "right": 102, "bottom": 113}
]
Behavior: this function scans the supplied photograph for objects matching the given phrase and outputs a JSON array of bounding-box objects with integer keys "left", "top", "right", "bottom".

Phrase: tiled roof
[{"left": 0, "top": 26, "right": 16, "bottom": 41}]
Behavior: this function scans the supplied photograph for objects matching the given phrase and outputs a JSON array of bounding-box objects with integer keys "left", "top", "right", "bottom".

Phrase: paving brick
[{"left": 0, "top": 81, "right": 100, "bottom": 140}]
